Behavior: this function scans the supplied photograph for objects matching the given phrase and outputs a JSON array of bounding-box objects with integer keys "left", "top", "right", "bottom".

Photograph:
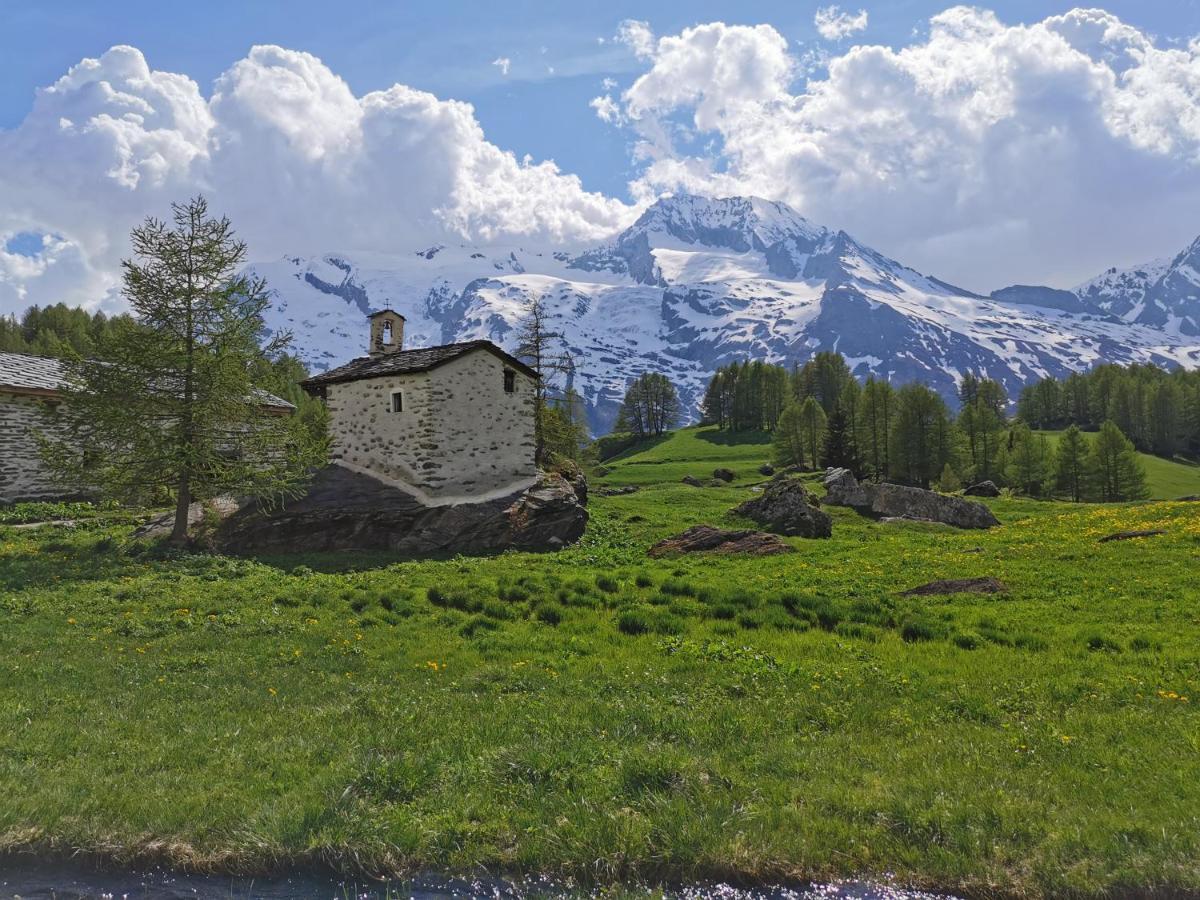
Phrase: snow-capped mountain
[
  {"left": 257, "top": 195, "right": 1200, "bottom": 433},
  {"left": 1075, "top": 240, "right": 1200, "bottom": 336}
]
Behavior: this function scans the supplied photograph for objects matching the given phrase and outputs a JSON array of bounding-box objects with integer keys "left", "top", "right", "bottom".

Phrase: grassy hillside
[
  {"left": 1035, "top": 430, "right": 1200, "bottom": 500},
  {"left": 2, "top": 435, "right": 1200, "bottom": 896},
  {"left": 599, "top": 426, "right": 774, "bottom": 485}
]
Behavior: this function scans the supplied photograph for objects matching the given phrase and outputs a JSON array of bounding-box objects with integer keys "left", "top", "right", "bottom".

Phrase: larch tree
[
  {"left": 515, "top": 294, "right": 575, "bottom": 465},
  {"left": 617, "top": 372, "right": 681, "bottom": 437},
  {"left": 38, "top": 197, "right": 328, "bottom": 543},
  {"left": 798, "top": 396, "right": 828, "bottom": 471},
  {"left": 1087, "top": 420, "right": 1149, "bottom": 502},
  {"left": 1054, "top": 424, "right": 1089, "bottom": 502},
  {"left": 772, "top": 400, "right": 808, "bottom": 468}
]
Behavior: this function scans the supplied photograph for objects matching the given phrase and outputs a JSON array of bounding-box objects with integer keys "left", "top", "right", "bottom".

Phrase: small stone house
[
  {"left": 0, "top": 350, "right": 294, "bottom": 505},
  {"left": 301, "top": 310, "right": 539, "bottom": 504}
]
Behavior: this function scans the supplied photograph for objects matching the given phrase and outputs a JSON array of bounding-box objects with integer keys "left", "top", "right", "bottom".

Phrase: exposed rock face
[
  {"left": 648, "top": 525, "right": 795, "bottom": 557},
  {"left": 139, "top": 465, "right": 588, "bottom": 555},
  {"left": 713, "top": 468, "right": 735, "bottom": 482},
  {"left": 682, "top": 475, "right": 703, "bottom": 487},
  {"left": 823, "top": 468, "right": 999, "bottom": 529},
  {"left": 964, "top": 480, "right": 1001, "bottom": 497},
  {"left": 734, "top": 478, "right": 832, "bottom": 538},
  {"left": 901, "top": 577, "right": 1009, "bottom": 596},
  {"left": 823, "top": 467, "right": 871, "bottom": 507}
]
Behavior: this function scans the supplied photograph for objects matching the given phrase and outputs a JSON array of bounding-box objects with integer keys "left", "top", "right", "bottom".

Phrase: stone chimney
[{"left": 368, "top": 309, "right": 406, "bottom": 357}]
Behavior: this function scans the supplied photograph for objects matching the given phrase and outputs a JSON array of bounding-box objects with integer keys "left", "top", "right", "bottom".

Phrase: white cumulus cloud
[
  {"left": 492, "top": 57, "right": 511, "bottom": 76},
  {"left": 0, "top": 45, "right": 633, "bottom": 314},
  {"left": 814, "top": 6, "right": 869, "bottom": 41},
  {"left": 616, "top": 20, "right": 656, "bottom": 61},
  {"left": 601, "top": 8, "right": 1200, "bottom": 290}
]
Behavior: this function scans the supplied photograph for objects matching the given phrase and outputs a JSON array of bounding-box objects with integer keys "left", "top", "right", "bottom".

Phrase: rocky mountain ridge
[{"left": 256, "top": 194, "right": 1200, "bottom": 433}]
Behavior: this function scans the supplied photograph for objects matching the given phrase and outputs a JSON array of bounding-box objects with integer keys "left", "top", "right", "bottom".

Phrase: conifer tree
[
  {"left": 773, "top": 401, "right": 807, "bottom": 468},
  {"left": 38, "top": 197, "right": 327, "bottom": 543},
  {"left": 1054, "top": 424, "right": 1089, "bottom": 502},
  {"left": 1087, "top": 420, "right": 1149, "bottom": 502},
  {"left": 798, "top": 396, "right": 828, "bottom": 471}
]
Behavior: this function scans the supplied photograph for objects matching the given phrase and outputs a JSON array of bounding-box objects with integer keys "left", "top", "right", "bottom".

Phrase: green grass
[
  {"left": 598, "top": 425, "right": 774, "bottom": 485},
  {"left": 2, "top": 442, "right": 1200, "bottom": 896},
  {"left": 1035, "top": 429, "right": 1200, "bottom": 500}
]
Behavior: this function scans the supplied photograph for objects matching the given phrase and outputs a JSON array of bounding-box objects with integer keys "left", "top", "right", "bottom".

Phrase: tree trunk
[{"left": 170, "top": 470, "right": 192, "bottom": 544}]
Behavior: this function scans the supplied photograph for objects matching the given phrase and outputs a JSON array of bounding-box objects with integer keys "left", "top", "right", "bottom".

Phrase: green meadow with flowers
[{"left": 1, "top": 429, "right": 1199, "bottom": 898}]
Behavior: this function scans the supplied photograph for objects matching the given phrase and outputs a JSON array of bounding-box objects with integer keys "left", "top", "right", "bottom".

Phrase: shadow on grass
[{"left": 602, "top": 433, "right": 674, "bottom": 464}]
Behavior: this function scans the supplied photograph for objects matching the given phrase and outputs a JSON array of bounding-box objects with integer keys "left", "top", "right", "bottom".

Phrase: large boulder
[
  {"left": 713, "top": 467, "right": 736, "bottom": 482},
  {"left": 823, "top": 467, "right": 870, "bottom": 507},
  {"left": 823, "top": 468, "right": 999, "bottom": 530},
  {"left": 964, "top": 480, "right": 1001, "bottom": 497},
  {"left": 139, "top": 465, "right": 588, "bottom": 555},
  {"left": 649, "top": 525, "right": 795, "bottom": 557},
  {"left": 734, "top": 478, "right": 832, "bottom": 538}
]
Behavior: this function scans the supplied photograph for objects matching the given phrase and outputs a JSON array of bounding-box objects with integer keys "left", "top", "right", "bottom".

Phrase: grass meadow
[{"left": 1, "top": 428, "right": 1199, "bottom": 897}]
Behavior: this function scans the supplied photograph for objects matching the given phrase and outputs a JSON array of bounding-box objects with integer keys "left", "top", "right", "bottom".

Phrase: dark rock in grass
[
  {"left": 595, "top": 485, "right": 640, "bottom": 496},
  {"left": 901, "top": 577, "right": 1009, "bottom": 596},
  {"left": 713, "top": 467, "right": 736, "bottom": 482},
  {"left": 141, "top": 465, "right": 588, "bottom": 555},
  {"left": 823, "top": 467, "right": 871, "bottom": 507},
  {"left": 734, "top": 478, "right": 832, "bottom": 538},
  {"left": 758, "top": 463, "right": 775, "bottom": 476},
  {"left": 1177, "top": 495, "right": 1200, "bottom": 502},
  {"left": 681, "top": 475, "right": 704, "bottom": 487},
  {"left": 649, "top": 525, "right": 795, "bottom": 557},
  {"left": 964, "top": 480, "right": 1001, "bottom": 497},
  {"left": 823, "top": 468, "right": 999, "bottom": 529},
  {"left": 1097, "top": 529, "right": 1167, "bottom": 543}
]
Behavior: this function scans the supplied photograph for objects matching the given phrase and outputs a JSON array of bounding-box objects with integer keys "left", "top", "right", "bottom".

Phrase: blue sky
[
  {"left": 5, "top": 0, "right": 1200, "bottom": 199},
  {"left": 5, "top": 1, "right": 1200, "bottom": 310}
]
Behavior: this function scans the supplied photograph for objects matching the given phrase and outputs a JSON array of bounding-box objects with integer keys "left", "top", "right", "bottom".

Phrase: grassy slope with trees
[
  {"left": 3, "top": 428, "right": 1200, "bottom": 897},
  {"left": 1034, "top": 429, "right": 1200, "bottom": 500}
]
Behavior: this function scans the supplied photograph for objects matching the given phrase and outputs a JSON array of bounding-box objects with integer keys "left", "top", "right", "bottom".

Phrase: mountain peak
[{"left": 628, "top": 193, "right": 826, "bottom": 252}]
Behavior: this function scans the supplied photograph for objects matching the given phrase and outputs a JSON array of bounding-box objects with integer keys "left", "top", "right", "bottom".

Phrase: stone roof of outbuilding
[
  {"left": 0, "top": 350, "right": 294, "bottom": 410},
  {"left": 300, "top": 340, "right": 540, "bottom": 388}
]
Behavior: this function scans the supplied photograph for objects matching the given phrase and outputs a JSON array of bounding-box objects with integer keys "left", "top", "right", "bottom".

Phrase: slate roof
[
  {"left": 0, "top": 350, "right": 294, "bottom": 410},
  {"left": 301, "top": 340, "right": 540, "bottom": 388}
]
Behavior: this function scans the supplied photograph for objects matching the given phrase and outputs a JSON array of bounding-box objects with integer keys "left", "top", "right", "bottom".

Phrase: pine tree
[
  {"left": 890, "top": 383, "right": 955, "bottom": 488},
  {"left": 1087, "top": 420, "right": 1149, "bottom": 502},
  {"left": 1054, "top": 425, "right": 1089, "bottom": 502},
  {"left": 822, "top": 406, "right": 859, "bottom": 472},
  {"left": 936, "top": 462, "right": 962, "bottom": 493},
  {"left": 37, "top": 197, "right": 327, "bottom": 543},
  {"left": 798, "top": 396, "right": 828, "bottom": 471},
  {"left": 773, "top": 401, "right": 807, "bottom": 468},
  {"left": 857, "top": 376, "right": 894, "bottom": 481},
  {"left": 515, "top": 294, "right": 575, "bottom": 464}
]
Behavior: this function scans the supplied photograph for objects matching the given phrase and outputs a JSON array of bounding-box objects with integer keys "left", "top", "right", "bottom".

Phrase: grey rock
[
  {"left": 141, "top": 466, "right": 587, "bottom": 555},
  {"left": 901, "top": 577, "right": 1008, "bottom": 596},
  {"left": 823, "top": 467, "right": 870, "bottom": 507},
  {"left": 964, "top": 480, "right": 1001, "bottom": 497},
  {"left": 869, "top": 483, "right": 1000, "bottom": 530},
  {"left": 823, "top": 467, "right": 998, "bottom": 529},
  {"left": 682, "top": 475, "right": 703, "bottom": 487},
  {"left": 758, "top": 463, "right": 775, "bottom": 476},
  {"left": 734, "top": 478, "right": 832, "bottom": 538},
  {"left": 713, "top": 467, "right": 735, "bottom": 482}
]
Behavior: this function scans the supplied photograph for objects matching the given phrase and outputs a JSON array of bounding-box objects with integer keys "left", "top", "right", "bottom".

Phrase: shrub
[
  {"left": 901, "top": 617, "right": 939, "bottom": 642},
  {"left": 1086, "top": 634, "right": 1121, "bottom": 653},
  {"left": 634, "top": 572, "right": 654, "bottom": 589},
  {"left": 618, "top": 610, "right": 650, "bottom": 636},
  {"left": 661, "top": 578, "right": 696, "bottom": 597},
  {"left": 535, "top": 604, "right": 563, "bottom": 626},
  {"left": 595, "top": 575, "right": 620, "bottom": 594}
]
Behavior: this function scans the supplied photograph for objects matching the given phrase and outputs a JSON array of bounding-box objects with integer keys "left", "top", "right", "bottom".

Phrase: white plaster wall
[
  {"left": 0, "top": 394, "right": 75, "bottom": 503},
  {"left": 324, "top": 349, "right": 537, "bottom": 501}
]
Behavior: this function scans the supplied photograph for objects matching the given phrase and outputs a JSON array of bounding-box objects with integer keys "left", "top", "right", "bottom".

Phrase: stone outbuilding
[
  {"left": 301, "top": 312, "right": 540, "bottom": 505},
  {"left": 0, "top": 350, "right": 294, "bottom": 505}
]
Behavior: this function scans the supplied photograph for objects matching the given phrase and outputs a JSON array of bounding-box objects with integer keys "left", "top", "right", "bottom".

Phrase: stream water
[{"left": 0, "top": 861, "right": 960, "bottom": 900}]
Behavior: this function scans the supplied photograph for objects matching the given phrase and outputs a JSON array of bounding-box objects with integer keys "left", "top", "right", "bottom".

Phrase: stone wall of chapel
[
  {"left": 323, "top": 349, "right": 537, "bottom": 500},
  {"left": 0, "top": 394, "right": 77, "bottom": 503}
]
